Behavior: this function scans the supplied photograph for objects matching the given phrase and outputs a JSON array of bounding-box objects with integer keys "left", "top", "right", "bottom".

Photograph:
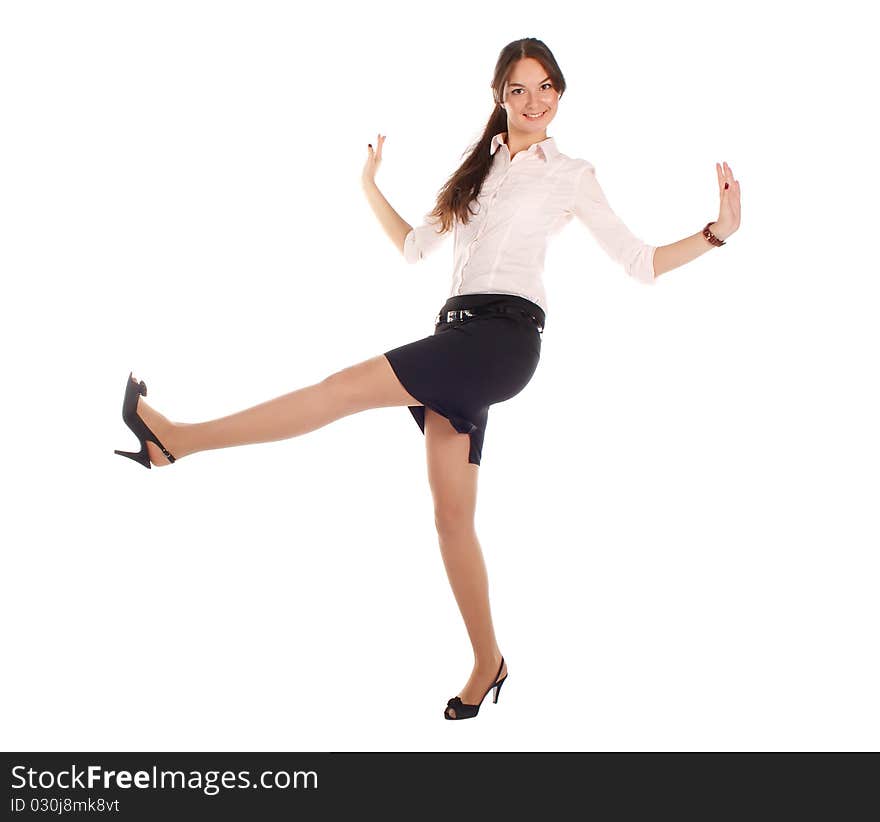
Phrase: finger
[
  {"left": 718, "top": 163, "right": 730, "bottom": 196},
  {"left": 721, "top": 161, "right": 734, "bottom": 192}
]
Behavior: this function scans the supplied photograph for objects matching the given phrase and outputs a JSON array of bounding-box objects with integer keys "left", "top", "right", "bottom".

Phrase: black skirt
[{"left": 383, "top": 293, "right": 545, "bottom": 465}]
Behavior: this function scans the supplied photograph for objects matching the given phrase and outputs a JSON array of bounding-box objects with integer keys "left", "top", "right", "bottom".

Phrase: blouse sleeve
[
  {"left": 403, "top": 212, "right": 451, "bottom": 264},
  {"left": 573, "top": 162, "right": 656, "bottom": 283}
]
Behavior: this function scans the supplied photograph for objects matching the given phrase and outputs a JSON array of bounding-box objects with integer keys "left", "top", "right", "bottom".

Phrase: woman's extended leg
[
  {"left": 132, "top": 355, "right": 422, "bottom": 466},
  {"left": 423, "top": 407, "right": 507, "bottom": 717}
]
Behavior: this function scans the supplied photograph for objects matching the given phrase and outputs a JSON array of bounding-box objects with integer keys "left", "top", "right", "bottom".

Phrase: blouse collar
[{"left": 489, "top": 131, "right": 558, "bottom": 162}]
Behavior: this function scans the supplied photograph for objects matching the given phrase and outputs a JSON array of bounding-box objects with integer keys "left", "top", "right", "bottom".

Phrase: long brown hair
[{"left": 426, "top": 38, "right": 567, "bottom": 233}]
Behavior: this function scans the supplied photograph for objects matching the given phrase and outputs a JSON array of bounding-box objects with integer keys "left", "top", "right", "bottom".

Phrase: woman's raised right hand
[{"left": 362, "top": 133, "right": 385, "bottom": 187}]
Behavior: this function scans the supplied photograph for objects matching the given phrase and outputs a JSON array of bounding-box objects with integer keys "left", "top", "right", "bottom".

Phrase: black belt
[{"left": 434, "top": 306, "right": 544, "bottom": 334}]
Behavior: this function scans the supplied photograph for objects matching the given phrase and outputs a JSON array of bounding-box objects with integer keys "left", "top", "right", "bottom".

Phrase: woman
[{"left": 114, "top": 38, "right": 741, "bottom": 720}]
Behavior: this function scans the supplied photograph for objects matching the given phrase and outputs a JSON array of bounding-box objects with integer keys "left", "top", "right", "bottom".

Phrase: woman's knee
[{"left": 433, "top": 504, "right": 477, "bottom": 542}]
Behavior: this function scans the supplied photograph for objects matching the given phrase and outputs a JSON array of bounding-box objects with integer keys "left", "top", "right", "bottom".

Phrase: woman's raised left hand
[{"left": 713, "top": 161, "right": 740, "bottom": 240}]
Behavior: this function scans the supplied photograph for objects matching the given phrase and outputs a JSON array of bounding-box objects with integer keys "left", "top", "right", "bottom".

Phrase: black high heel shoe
[
  {"left": 444, "top": 656, "right": 507, "bottom": 720},
  {"left": 114, "top": 371, "right": 176, "bottom": 469}
]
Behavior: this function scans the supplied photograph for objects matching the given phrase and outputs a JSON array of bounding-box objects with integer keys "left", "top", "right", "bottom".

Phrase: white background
[{"left": 1, "top": 0, "right": 877, "bottom": 752}]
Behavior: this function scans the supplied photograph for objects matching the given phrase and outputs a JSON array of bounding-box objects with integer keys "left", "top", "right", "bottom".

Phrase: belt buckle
[
  {"left": 437, "top": 308, "right": 474, "bottom": 325},
  {"left": 448, "top": 309, "right": 473, "bottom": 323}
]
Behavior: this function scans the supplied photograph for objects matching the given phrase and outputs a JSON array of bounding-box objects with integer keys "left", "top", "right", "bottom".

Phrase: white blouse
[{"left": 403, "top": 131, "right": 656, "bottom": 315}]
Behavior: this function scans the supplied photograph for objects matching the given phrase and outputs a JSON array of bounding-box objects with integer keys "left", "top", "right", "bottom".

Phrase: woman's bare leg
[
  {"left": 423, "top": 407, "right": 507, "bottom": 717},
  {"left": 130, "top": 355, "right": 421, "bottom": 465}
]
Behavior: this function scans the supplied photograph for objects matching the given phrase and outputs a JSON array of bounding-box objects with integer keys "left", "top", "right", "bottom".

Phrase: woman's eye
[{"left": 512, "top": 83, "right": 553, "bottom": 94}]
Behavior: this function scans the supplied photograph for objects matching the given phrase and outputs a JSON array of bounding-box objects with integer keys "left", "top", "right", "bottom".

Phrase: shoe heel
[
  {"left": 493, "top": 675, "right": 506, "bottom": 704},
  {"left": 114, "top": 445, "right": 151, "bottom": 469}
]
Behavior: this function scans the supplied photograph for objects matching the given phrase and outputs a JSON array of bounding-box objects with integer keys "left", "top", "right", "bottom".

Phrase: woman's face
[{"left": 499, "top": 57, "right": 560, "bottom": 137}]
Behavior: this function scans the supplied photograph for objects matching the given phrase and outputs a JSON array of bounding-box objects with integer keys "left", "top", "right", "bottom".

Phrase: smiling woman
[
  {"left": 504, "top": 71, "right": 558, "bottom": 128},
  {"left": 114, "top": 34, "right": 738, "bottom": 725}
]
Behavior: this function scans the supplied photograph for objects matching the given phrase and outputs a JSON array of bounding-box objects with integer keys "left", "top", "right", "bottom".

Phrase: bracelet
[{"left": 702, "top": 221, "right": 726, "bottom": 247}]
